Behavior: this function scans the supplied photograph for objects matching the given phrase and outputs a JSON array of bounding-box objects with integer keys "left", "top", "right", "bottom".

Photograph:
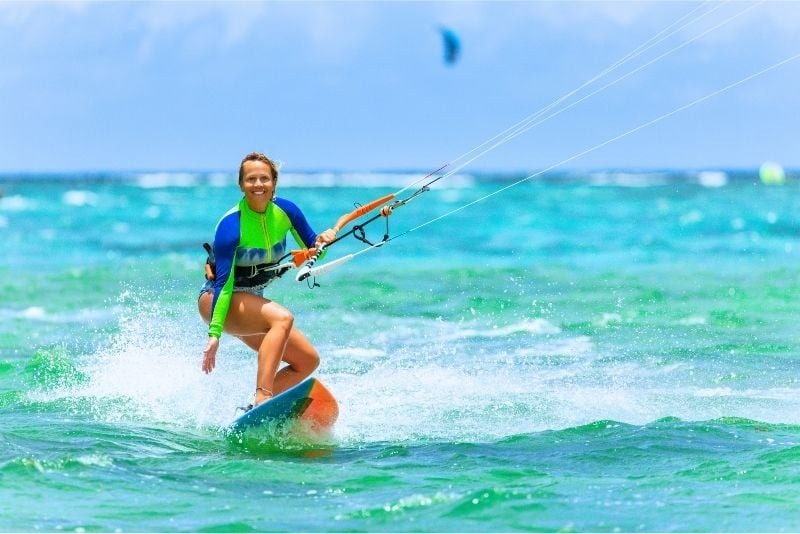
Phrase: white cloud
[
  {"left": 273, "top": 3, "right": 378, "bottom": 63},
  {"left": 132, "top": 2, "right": 271, "bottom": 60},
  {"left": 136, "top": 1, "right": 268, "bottom": 47},
  {"left": 123, "top": 2, "right": 377, "bottom": 64}
]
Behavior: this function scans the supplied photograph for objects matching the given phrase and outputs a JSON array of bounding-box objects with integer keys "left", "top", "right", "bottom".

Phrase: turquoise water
[{"left": 2, "top": 169, "right": 800, "bottom": 532}]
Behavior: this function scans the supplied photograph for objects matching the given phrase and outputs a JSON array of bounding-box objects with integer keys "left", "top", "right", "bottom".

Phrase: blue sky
[{"left": 1, "top": 1, "right": 798, "bottom": 173}]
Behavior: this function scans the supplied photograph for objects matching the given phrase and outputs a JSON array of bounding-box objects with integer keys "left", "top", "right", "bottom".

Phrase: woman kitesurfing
[{"left": 198, "top": 152, "right": 337, "bottom": 409}]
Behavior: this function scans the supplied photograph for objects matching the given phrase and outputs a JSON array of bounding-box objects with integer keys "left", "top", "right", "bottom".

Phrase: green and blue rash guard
[{"left": 207, "top": 197, "right": 318, "bottom": 339}]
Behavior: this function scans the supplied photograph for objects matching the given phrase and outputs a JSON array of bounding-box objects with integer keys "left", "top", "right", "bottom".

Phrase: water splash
[{"left": 24, "top": 287, "right": 800, "bottom": 446}]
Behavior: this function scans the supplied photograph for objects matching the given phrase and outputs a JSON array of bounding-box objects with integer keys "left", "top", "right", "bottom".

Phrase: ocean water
[{"left": 2, "top": 169, "right": 800, "bottom": 532}]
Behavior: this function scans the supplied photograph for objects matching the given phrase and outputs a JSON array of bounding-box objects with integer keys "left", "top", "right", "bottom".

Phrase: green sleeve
[{"left": 208, "top": 256, "right": 237, "bottom": 339}]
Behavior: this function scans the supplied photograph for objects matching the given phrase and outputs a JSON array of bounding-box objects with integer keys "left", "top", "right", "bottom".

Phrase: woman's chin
[{"left": 246, "top": 195, "right": 270, "bottom": 212}]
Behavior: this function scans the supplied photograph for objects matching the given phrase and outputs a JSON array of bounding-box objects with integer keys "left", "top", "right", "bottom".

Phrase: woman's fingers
[
  {"left": 315, "top": 228, "right": 337, "bottom": 247},
  {"left": 202, "top": 337, "right": 219, "bottom": 374}
]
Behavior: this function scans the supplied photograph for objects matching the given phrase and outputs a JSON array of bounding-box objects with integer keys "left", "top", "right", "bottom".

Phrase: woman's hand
[
  {"left": 315, "top": 228, "right": 337, "bottom": 248},
  {"left": 202, "top": 336, "right": 219, "bottom": 374}
]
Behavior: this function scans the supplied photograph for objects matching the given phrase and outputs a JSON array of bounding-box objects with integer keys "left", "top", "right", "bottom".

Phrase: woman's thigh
[
  {"left": 199, "top": 292, "right": 317, "bottom": 367},
  {"left": 198, "top": 291, "right": 292, "bottom": 336}
]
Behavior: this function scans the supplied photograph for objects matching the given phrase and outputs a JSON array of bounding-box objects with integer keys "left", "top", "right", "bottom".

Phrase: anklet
[{"left": 256, "top": 386, "right": 273, "bottom": 397}]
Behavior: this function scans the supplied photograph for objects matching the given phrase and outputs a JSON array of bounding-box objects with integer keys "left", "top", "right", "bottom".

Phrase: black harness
[
  {"left": 233, "top": 263, "right": 289, "bottom": 287},
  {"left": 203, "top": 242, "right": 289, "bottom": 288}
]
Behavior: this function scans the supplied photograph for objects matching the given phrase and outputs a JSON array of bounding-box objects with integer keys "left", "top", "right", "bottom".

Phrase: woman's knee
[
  {"left": 269, "top": 308, "right": 294, "bottom": 332},
  {"left": 284, "top": 329, "right": 320, "bottom": 373},
  {"left": 306, "top": 348, "right": 320, "bottom": 372},
  {"left": 293, "top": 347, "right": 319, "bottom": 374}
]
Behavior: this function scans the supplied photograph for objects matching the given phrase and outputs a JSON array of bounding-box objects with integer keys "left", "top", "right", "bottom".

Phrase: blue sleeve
[
  {"left": 274, "top": 197, "right": 317, "bottom": 248},
  {"left": 208, "top": 210, "right": 240, "bottom": 337}
]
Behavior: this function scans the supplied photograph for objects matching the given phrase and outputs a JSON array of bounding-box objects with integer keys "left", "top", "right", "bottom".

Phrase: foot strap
[{"left": 236, "top": 403, "right": 254, "bottom": 414}]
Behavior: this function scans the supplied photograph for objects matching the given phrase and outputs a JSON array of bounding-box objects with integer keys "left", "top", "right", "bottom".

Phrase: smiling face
[{"left": 239, "top": 160, "right": 276, "bottom": 213}]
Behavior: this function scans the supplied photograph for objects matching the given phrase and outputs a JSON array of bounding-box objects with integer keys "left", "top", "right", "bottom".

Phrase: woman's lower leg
[{"left": 254, "top": 314, "right": 293, "bottom": 405}]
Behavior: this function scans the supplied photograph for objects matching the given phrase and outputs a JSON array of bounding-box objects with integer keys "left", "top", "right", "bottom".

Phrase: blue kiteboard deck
[{"left": 229, "top": 377, "right": 338, "bottom": 432}]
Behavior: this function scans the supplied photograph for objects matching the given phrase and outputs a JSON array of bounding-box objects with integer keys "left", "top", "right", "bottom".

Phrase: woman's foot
[{"left": 254, "top": 386, "right": 273, "bottom": 407}]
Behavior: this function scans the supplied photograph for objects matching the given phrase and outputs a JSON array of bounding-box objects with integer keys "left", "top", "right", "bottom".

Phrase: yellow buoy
[{"left": 759, "top": 161, "right": 786, "bottom": 185}]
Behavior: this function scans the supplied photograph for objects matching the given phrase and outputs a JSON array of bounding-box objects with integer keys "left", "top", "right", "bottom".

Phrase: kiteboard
[{"left": 229, "top": 377, "right": 338, "bottom": 433}]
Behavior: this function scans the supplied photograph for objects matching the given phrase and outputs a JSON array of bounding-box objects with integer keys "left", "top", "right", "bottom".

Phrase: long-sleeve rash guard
[{"left": 207, "top": 197, "right": 318, "bottom": 339}]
